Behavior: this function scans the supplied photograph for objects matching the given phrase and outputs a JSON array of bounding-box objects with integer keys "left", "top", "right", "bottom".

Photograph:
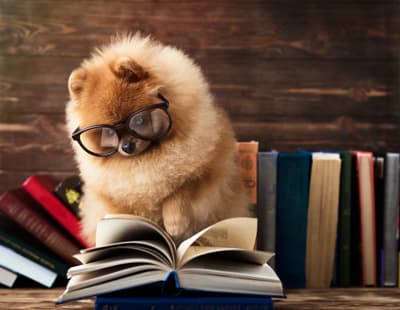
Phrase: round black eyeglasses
[{"left": 71, "top": 94, "right": 172, "bottom": 157}]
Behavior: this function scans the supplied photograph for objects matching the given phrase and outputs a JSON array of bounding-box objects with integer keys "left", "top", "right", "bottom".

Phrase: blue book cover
[
  {"left": 95, "top": 295, "right": 275, "bottom": 310},
  {"left": 276, "top": 152, "right": 311, "bottom": 289},
  {"left": 257, "top": 151, "right": 278, "bottom": 269}
]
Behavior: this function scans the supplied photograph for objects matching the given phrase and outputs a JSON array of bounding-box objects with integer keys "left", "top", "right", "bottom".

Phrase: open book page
[
  {"left": 178, "top": 273, "right": 283, "bottom": 297},
  {"left": 179, "top": 247, "right": 273, "bottom": 267},
  {"left": 180, "top": 257, "right": 278, "bottom": 281},
  {"left": 67, "top": 264, "right": 163, "bottom": 291},
  {"left": 68, "top": 254, "right": 169, "bottom": 277},
  {"left": 177, "top": 217, "right": 257, "bottom": 266},
  {"left": 57, "top": 270, "right": 168, "bottom": 303},
  {"left": 75, "top": 240, "right": 173, "bottom": 266},
  {"left": 97, "top": 214, "right": 176, "bottom": 264}
]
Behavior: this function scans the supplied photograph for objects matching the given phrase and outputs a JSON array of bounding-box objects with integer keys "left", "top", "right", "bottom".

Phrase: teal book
[
  {"left": 276, "top": 152, "right": 311, "bottom": 288},
  {"left": 337, "top": 151, "right": 353, "bottom": 286},
  {"left": 95, "top": 295, "right": 275, "bottom": 310},
  {"left": 257, "top": 151, "right": 278, "bottom": 269}
]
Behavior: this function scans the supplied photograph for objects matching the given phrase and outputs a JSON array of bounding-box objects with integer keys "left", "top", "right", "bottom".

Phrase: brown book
[
  {"left": 0, "top": 189, "right": 80, "bottom": 265},
  {"left": 353, "top": 151, "right": 377, "bottom": 287},
  {"left": 236, "top": 141, "right": 259, "bottom": 216}
]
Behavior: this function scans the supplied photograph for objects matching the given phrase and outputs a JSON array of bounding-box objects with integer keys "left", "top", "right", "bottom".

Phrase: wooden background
[{"left": 0, "top": 0, "right": 399, "bottom": 194}]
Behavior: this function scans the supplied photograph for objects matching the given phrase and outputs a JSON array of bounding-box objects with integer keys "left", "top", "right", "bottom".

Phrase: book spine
[
  {"left": 95, "top": 297, "right": 274, "bottom": 310},
  {"left": 0, "top": 244, "right": 57, "bottom": 287},
  {"left": 337, "top": 151, "right": 353, "bottom": 287},
  {"left": 383, "top": 153, "right": 400, "bottom": 286},
  {"left": 257, "top": 151, "right": 278, "bottom": 269},
  {"left": 276, "top": 153, "right": 311, "bottom": 288},
  {"left": 237, "top": 141, "right": 259, "bottom": 216},
  {"left": 305, "top": 153, "right": 341, "bottom": 288},
  {"left": 0, "top": 191, "right": 80, "bottom": 265},
  {"left": 354, "top": 151, "right": 377, "bottom": 286},
  {"left": 53, "top": 176, "right": 83, "bottom": 219},
  {"left": 374, "top": 156, "right": 385, "bottom": 287},
  {"left": 350, "top": 155, "right": 361, "bottom": 286},
  {"left": 23, "top": 175, "right": 89, "bottom": 248},
  {"left": 0, "top": 266, "right": 18, "bottom": 288},
  {"left": 0, "top": 226, "right": 68, "bottom": 277}
]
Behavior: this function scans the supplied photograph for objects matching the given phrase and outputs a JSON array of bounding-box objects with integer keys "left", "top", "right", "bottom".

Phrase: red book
[
  {"left": 23, "top": 175, "right": 89, "bottom": 248},
  {"left": 353, "top": 151, "right": 377, "bottom": 286},
  {"left": 0, "top": 189, "right": 80, "bottom": 265}
]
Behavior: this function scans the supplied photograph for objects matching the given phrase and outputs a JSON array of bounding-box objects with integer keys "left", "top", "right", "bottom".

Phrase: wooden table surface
[{"left": 0, "top": 288, "right": 399, "bottom": 309}]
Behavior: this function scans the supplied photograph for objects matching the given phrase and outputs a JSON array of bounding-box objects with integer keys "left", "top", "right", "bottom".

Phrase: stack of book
[
  {"left": 251, "top": 148, "right": 400, "bottom": 289},
  {"left": 0, "top": 175, "right": 88, "bottom": 288}
]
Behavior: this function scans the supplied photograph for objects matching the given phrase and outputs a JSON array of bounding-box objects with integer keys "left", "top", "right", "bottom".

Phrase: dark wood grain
[
  {"left": 0, "top": 1, "right": 399, "bottom": 59},
  {"left": 0, "top": 288, "right": 399, "bottom": 310},
  {"left": 0, "top": 0, "right": 399, "bottom": 194}
]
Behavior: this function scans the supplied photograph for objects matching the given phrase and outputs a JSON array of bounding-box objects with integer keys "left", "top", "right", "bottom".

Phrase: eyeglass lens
[
  {"left": 80, "top": 127, "right": 119, "bottom": 155},
  {"left": 79, "top": 107, "right": 170, "bottom": 155},
  {"left": 128, "top": 109, "right": 170, "bottom": 139}
]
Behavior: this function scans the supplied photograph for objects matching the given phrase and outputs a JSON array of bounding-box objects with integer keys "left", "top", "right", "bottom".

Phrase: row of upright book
[
  {"left": 237, "top": 141, "right": 400, "bottom": 289},
  {"left": 2, "top": 143, "right": 399, "bottom": 292},
  {"left": 0, "top": 175, "right": 87, "bottom": 288}
]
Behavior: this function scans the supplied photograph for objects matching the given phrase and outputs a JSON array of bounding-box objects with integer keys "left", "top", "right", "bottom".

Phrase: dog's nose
[{"left": 121, "top": 141, "right": 136, "bottom": 154}]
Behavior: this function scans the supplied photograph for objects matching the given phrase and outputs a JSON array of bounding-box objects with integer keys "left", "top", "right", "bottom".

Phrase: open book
[{"left": 57, "top": 215, "right": 283, "bottom": 303}]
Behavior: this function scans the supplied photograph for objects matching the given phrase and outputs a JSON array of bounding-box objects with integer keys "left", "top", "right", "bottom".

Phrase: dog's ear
[
  {"left": 110, "top": 57, "right": 148, "bottom": 83},
  {"left": 68, "top": 68, "right": 86, "bottom": 101}
]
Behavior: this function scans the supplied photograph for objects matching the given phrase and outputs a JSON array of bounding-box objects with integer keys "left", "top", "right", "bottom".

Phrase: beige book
[{"left": 306, "top": 153, "right": 341, "bottom": 288}]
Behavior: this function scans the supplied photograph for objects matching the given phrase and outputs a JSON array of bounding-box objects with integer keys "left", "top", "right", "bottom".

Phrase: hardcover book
[
  {"left": 0, "top": 213, "right": 69, "bottom": 278},
  {"left": 374, "top": 156, "right": 385, "bottom": 286},
  {"left": 237, "top": 141, "right": 259, "bottom": 216},
  {"left": 382, "top": 153, "right": 400, "bottom": 286},
  {"left": 57, "top": 215, "right": 283, "bottom": 303},
  {"left": 276, "top": 152, "right": 311, "bottom": 288},
  {"left": 306, "top": 153, "right": 341, "bottom": 288},
  {"left": 353, "top": 151, "right": 377, "bottom": 286},
  {"left": 95, "top": 295, "right": 275, "bottom": 310},
  {"left": 53, "top": 175, "right": 83, "bottom": 219},
  {"left": 0, "top": 266, "right": 18, "bottom": 288},
  {"left": 257, "top": 151, "right": 278, "bottom": 269},
  {"left": 23, "top": 175, "right": 89, "bottom": 248},
  {"left": 337, "top": 151, "right": 353, "bottom": 287},
  {"left": 0, "top": 244, "right": 57, "bottom": 287},
  {"left": 0, "top": 188, "right": 81, "bottom": 265}
]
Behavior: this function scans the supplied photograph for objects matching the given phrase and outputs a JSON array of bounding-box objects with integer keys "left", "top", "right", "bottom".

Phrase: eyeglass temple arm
[{"left": 157, "top": 93, "right": 169, "bottom": 107}]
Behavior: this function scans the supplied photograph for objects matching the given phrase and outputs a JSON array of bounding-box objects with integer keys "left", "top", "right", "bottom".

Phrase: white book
[
  {"left": 0, "top": 266, "right": 18, "bottom": 287},
  {"left": 0, "top": 244, "right": 57, "bottom": 287}
]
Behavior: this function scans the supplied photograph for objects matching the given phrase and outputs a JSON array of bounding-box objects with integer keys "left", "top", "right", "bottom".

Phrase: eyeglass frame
[{"left": 71, "top": 93, "right": 172, "bottom": 157}]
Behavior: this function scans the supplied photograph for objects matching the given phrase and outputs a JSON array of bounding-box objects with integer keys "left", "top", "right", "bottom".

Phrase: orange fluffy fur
[{"left": 66, "top": 33, "right": 250, "bottom": 245}]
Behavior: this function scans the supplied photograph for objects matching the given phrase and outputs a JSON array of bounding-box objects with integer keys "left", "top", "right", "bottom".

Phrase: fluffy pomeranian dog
[{"left": 66, "top": 33, "right": 250, "bottom": 245}]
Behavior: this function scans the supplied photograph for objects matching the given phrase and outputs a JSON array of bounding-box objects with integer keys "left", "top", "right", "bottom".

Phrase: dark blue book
[
  {"left": 276, "top": 153, "right": 311, "bottom": 289},
  {"left": 95, "top": 295, "right": 275, "bottom": 310}
]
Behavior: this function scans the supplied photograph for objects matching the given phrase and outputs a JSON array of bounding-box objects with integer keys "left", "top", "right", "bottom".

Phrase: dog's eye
[
  {"left": 103, "top": 128, "right": 115, "bottom": 136},
  {"left": 131, "top": 113, "right": 150, "bottom": 128}
]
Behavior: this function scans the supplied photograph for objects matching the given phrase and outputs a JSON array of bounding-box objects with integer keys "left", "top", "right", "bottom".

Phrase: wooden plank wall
[{"left": 0, "top": 0, "right": 399, "bottom": 193}]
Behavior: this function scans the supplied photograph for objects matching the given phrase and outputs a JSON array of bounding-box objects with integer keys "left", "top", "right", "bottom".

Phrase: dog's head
[
  {"left": 66, "top": 33, "right": 220, "bottom": 185},
  {"left": 68, "top": 51, "right": 173, "bottom": 157}
]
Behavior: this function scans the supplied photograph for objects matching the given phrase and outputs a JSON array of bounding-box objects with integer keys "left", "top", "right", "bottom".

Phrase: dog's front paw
[{"left": 163, "top": 213, "right": 190, "bottom": 242}]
